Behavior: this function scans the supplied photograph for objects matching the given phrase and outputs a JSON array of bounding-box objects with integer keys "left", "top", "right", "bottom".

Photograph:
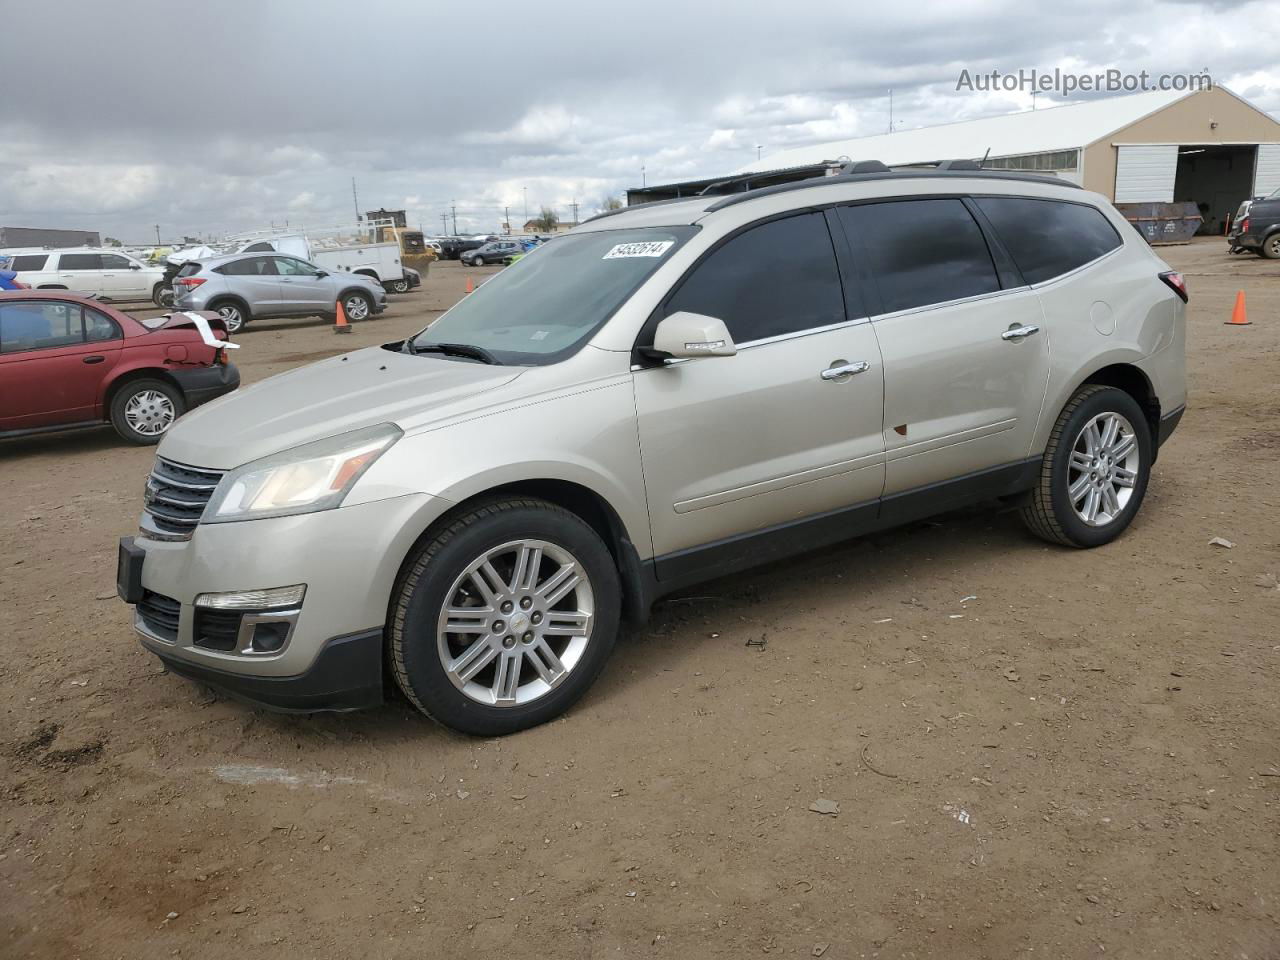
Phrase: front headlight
[{"left": 203, "top": 423, "right": 402, "bottom": 523}]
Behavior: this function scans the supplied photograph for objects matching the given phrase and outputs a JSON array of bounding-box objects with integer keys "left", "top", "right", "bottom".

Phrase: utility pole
[
  {"left": 351, "top": 177, "right": 360, "bottom": 223},
  {"left": 154, "top": 224, "right": 161, "bottom": 245},
  {"left": 756, "top": 145, "right": 763, "bottom": 161},
  {"left": 641, "top": 164, "right": 646, "bottom": 187},
  {"left": 451, "top": 202, "right": 458, "bottom": 235},
  {"left": 888, "top": 89, "right": 894, "bottom": 134},
  {"left": 504, "top": 206, "right": 510, "bottom": 234},
  {"left": 569, "top": 199, "right": 579, "bottom": 225},
  {"left": 440, "top": 213, "right": 448, "bottom": 235},
  {"left": 522, "top": 186, "right": 528, "bottom": 223}
]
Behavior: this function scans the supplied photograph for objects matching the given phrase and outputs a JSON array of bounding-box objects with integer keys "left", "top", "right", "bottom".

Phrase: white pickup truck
[{"left": 230, "top": 220, "right": 407, "bottom": 287}]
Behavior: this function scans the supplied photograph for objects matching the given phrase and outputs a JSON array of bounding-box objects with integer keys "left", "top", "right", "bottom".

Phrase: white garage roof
[{"left": 733, "top": 88, "right": 1191, "bottom": 174}]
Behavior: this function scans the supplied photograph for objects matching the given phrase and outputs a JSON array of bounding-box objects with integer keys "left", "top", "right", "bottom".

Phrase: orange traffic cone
[
  {"left": 333, "top": 298, "right": 351, "bottom": 334},
  {"left": 1225, "top": 290, "right": 1251, "bottom": 326},
  {"left": 465, "top": 276, "right": 474, "bottom": 294}
]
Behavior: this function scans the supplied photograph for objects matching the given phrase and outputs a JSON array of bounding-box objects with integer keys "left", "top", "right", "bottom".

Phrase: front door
[
  {"left": 99, "top": 252, "right": 143, "bottom": 298},
  {"left": 836, "top": 198, "right": 1050, "bottom": 498},
  {"left": 0, "top": 300, "right": 122, "bottom": 430},
  {"left": 274, "top": 256, "right": 333, "bottom": 314},
  {"left": 633, "top": 210, "right": 886, "bottom": 574}
]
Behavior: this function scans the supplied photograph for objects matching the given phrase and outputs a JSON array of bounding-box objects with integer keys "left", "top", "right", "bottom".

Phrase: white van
[{"left": 7, "top": 248, "right": 167, "bottom": 303}]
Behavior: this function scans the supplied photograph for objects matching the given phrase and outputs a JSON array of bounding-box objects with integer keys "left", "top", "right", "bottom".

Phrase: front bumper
[
  {"left": 118, "top": 492, "right": 451, "bottom": 709},
  {"left": 170, "top": 362, "right": 240, "bottom": 408},
  {"left": 152, "top": 629, "right": 384, "bottom": 712}
]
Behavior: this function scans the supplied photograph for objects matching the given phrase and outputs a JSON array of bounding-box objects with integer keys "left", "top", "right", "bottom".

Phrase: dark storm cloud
[{"left": 0, "top": 0, "right": 1275, "bottom": 239}]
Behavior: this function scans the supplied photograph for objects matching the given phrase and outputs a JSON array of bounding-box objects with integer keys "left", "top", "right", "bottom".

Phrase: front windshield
[{"left": 409, "top": 225, "right": 695, "bottom": 364}]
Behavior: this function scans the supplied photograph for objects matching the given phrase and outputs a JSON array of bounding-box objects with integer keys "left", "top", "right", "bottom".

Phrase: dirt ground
[{"left": 2, "top": 244, "right": 1278, "bottom": 960}]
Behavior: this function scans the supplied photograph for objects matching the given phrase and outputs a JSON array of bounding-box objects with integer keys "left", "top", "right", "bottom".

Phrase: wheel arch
[
  {"left": 206, "top": 293, "right": 252, "bottom": 320},
  {"left": 389, "top": 478, "right": 652, "bottom": 627},
  {"left": 101, "top": 367, "right": 183, "bottom": 421},
  {"left": 352, "top": 269, "right": 380, "bottom": 282},
  {"left": 1079, "top": 362, "right": 1160, "bottom": 438}
]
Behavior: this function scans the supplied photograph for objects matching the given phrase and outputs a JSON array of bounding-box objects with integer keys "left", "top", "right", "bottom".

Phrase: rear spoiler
[{"left": 141, "top": 311, "right": 240, "bottom": 349}]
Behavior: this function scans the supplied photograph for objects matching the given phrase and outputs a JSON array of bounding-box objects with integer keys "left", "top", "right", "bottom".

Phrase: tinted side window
[
  {"left": 274, "top": 257, "right": 319, "bottom": 276},
  {"left": 0, "top": 302, "right": 85, "bottom": 353},
  {"left": 666, "top": 212, "right": 845, "bottom": 343},
  {"left": 10, "top": 254, "right": 49, "bottom": 271},
  {"left": 975, "top": 197, "right": 1122, "bottom": 284},
  {"left": 84, "top": 308, "right": 121, "bottom": 342},
  {"left": 58, "top": 253, "right": 102, "bottom": 271},
  {"left": 839, "top": 199, "right": 1000, "bottom": 314},
  {"left": 219, "top": 256, "right": 277, "bottom": 277},
  {"left": 99, "top": 254, "right": 133, "bottom": 270}
]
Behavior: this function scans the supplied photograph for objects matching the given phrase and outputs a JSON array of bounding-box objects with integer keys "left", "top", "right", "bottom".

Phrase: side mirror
[
  {"left": 315, "top": 270, "right": 328, "bottom": 278},
  {"left": 129, "top": 263, "right": 141, "bottom": 270},
  {"left": 650, "top": 311, "right": 737, "bottom": 360}
]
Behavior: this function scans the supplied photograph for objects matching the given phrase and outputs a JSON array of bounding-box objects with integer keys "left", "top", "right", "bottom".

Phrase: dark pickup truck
[
  {"left": 1229, "top": 193, "right": 1280, "bottom": 259},
  {"left": 435, "top": 237, "right": 490, "bottom": 261}
]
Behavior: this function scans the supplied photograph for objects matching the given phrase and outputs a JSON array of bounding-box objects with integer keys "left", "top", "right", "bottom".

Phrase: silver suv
[
  {"left": 117, "top": 167, "right": 1187, "bottom": 735},
  {"left": 172, "top": 252, "right": 387, "bottom": 333}
]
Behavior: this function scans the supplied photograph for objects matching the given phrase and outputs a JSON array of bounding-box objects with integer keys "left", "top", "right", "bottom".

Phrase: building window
[{"left": 983, "top": 149, "right": 1079, "bottom": 172}]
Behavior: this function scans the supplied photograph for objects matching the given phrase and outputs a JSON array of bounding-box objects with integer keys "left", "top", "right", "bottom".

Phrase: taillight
[
  {"left": 1159, "top": 270, "right": 1188, "bottom": 303},
  {"left": 1239, "top": 217, "right": 1250, "bottom": 234},
  {"left": 176, "top": 277, "right": 206, "bottom": 289}
]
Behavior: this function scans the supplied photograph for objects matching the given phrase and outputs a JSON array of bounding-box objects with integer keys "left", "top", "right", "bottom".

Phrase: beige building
[{"left": 637, "top": 87, "right": 1280, "bottom": 236}]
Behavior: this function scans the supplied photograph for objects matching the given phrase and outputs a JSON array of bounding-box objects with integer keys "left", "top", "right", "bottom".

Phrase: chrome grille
[{"left": 141, "top": 457, "right": 224, "bottom": 541}]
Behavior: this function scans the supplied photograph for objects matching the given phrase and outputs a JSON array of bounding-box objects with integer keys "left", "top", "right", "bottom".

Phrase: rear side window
[
  {"left": 176, "top": 262, "right": 202, "bottom": 277},
  {"left": 218, "top": 256, "right": 277, "bottom": 276},
  {"left": 58, "top": 253, "right": 102, "bottom": 270},
  {"left": 84, "top": 308, "right": 121, "bottom": 343},
  {"left": 243, "top": 241, "right": 276, "bottom": 252},
  {"left": 9, "top": 254, "right": 49, "bottom": 271},
  {"left": 974, "top": 197, "right": 1122, "bottom": 284},
  {"left": 666, "top": 211, "right": 845, "bottom": 343},
  {"left": 0, "top": 301, "right": 85, "bottom": 353},
  {"left": 838, "top": 199, "right": 1000, "bottom": 314},
  {"left": 99, "top": 254, "right": 134, "bottom": 270}
]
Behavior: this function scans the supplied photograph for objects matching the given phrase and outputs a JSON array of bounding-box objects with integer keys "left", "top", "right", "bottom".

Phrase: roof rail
[
  {"left": 582, "top": 194, "right": 710, "bottom": 224},
  {"left": 704, "top": 164, "right": 1079, "bottom": 213}
]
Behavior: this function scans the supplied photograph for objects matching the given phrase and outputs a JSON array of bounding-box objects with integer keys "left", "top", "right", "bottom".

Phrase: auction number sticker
[{"left": 602, "top": 240, "right": 674, "bottom": 259}]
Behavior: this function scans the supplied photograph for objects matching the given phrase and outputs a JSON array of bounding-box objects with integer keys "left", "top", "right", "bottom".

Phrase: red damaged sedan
[{"left": 0, "top": 291, "right": 239, "bottom": 445}]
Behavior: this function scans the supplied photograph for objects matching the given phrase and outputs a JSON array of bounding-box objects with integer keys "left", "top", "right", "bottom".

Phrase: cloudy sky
[{"left": 1, "top": 0, "right": 1276, "bottom": 241}]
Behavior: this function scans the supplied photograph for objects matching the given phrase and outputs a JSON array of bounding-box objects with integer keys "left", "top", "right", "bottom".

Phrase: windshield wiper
[{"left": 407, "top": 341, "right": 498, "bottom": 365}]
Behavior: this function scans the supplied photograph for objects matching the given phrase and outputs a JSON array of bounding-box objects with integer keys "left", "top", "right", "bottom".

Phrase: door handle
[
  {"left": 820, "top": 360, "right": 870, "bottom": 381},
  {"left": 1001, "top": 323, "right": 1041, "bottom": 341},
  {"left": 83, "top": 355, "right": 105, "bottom": 364}
]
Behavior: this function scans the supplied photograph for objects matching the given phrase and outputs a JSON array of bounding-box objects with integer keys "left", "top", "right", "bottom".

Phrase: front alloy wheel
[
  {"left": 215, "top": 303, "right": 245, "bottom": 333},
  {"left": 1262, "top": 233, "right": 1280, "bottom": 260},
  {"left": 390, "top": 278, "right": 410, "bottom": 294},
  {"left": 390, "top": 497, "right": 621, "bottom": 735},
  {"left": 344, "top": 292, "right": 371, "bottom": 321}
]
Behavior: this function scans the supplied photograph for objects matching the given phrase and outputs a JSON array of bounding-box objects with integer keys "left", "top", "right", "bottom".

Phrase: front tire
[
  {"left": 1020, "top": 385, "right": 1152, "bottom": 548},
  {"left": 389, "top": 277, "right": 410, "bottom": 294},
  {"left": 341, "top": 290, "right": 373, "bottom": 322},
  {"left": 389, "top": 498, "right": 621, "bottom": 736},
  {"left": 109, "top": 378, "right": 185, "bottom": 445},
  {"left": 472, "top": 256, "right": 485, "bottom": 266}
]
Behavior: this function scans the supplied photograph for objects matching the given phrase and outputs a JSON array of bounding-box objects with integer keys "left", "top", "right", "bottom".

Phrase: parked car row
[{"left": 0, "top": 248, "right": 168, "bottom": 304}]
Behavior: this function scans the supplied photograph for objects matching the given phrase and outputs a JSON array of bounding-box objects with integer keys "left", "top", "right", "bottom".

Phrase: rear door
[
  {"left": 218, "top": 255, "right": 282, "bottom": 312},
  {"left": 836, "top": 197, "right": 1049, "bottom": 501},
  {"left": 0, "top": 300, "right": 123, "bottom": 430},
  {"left": 633, "top": 210, "right": 886, "bottom": 570},
  {"left": 55, "top": 252, "right": 108, "bottom": 296}
]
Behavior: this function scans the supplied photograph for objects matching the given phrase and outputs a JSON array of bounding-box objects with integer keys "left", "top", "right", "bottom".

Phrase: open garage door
[
  {"left": 1115, "top": 145, "right": 1177, "bottom": 202},
  {"left": 1255, "top": 144, "right": 1280, "bottom": 197}
]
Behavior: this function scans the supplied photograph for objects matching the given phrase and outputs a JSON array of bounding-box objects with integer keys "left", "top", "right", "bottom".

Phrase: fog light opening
[{"left": 250, "top": 620, "right": 291, "bottom": 654}]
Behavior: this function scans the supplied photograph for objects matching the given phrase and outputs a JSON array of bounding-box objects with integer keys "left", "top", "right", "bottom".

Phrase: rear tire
[
  {"left": 472, "top": 256, "right": 485, "bottom": 266},
  {"left": 1261, "top": 233, "right": 1280, "bottom": 260},
  {"left": 209, "top": 301, "right": 247, "bottom": 334},
  {"left": 389, "top": 498, "right": 621, "bottom": 736},
  {"left": 152, "top": 283, "right": 174, "bottom": 308},
  {"left": 389, "top": 277, "right": 410, "bottom": 294},
  {"left": 109, "top": 378, "right": 185, "bottom": 445},
  {"left": 1020, "top": 385, "right": 1152, "bottom": 548}
]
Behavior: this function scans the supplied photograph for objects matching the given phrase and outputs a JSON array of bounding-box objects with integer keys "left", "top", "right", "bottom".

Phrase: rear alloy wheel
[
  {"left": 1261, "top": 233, "right": 1280, "bottom": 260},
  {"left": 1021, "top": 385, "right": 1152, "bottom": 548},
  {"left": 389, "top": 277, "right": 411, "bottom": 294},
  {"left": 472, "top": 256, "right": 485, "bottom": 266},
  {"left": 343, "top": 291, "right": 372, "bottom": 321},
  {"left": 390, "top": 498, "right": 621, "bottom": 736},
  {"left": 213, "top": 302, "right": 246, "bottom": 333},
  {"left": 153, "top": 283, "right": 175, "bottom": 308},
  {"left": 110, "top": 379, "right": 185, "bottom": 445}
]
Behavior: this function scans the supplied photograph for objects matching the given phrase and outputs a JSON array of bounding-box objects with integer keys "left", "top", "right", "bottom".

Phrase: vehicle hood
[{"left": 157, "top": 344, "right": 524, "bottom": 470}]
